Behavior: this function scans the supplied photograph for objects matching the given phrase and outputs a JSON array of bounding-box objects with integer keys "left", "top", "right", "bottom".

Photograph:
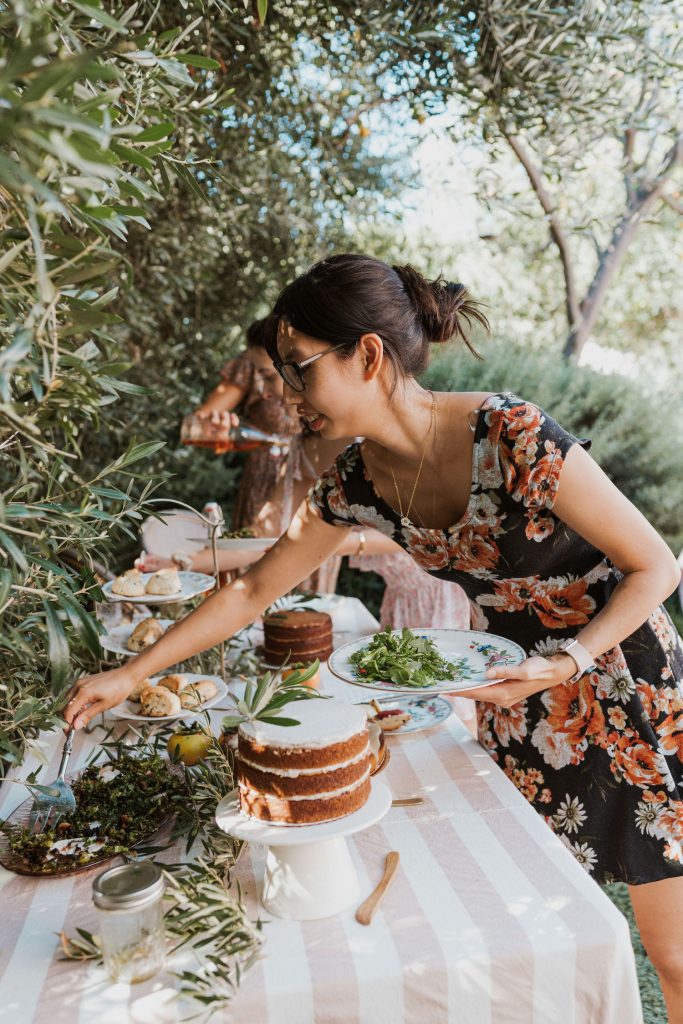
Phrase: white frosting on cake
[
  {"left": 238, "top": 743, "right": 369, "bottom": 777},
  {"left": 239, "top": 699, "right": 367, "bottom": 748},
  {"left": 238, "top": 767, "right": 370, "bottom": 801}
]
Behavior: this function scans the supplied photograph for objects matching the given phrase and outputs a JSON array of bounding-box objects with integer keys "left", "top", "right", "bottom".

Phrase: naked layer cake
[
  {"left": 237, "top": 700, "right": 371, "bottom": 824},
  {"left": 263, "top": 609, "right": 333, "bottom": 666}
]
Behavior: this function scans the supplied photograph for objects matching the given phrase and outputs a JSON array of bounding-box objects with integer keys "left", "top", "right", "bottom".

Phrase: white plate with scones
[
  {"left": 100, "top": 618, "right": 176, "bottom": 657},
  {"left": 109, "top": 673, "right": 227, "bottom": 722},
  {"left": 102, "top": 568, "right": 215, "bottom": 605}
]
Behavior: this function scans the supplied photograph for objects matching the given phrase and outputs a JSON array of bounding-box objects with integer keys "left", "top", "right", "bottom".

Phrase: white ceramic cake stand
[{"left": 215, "top": 782, "right": 392, "bottom": 921}]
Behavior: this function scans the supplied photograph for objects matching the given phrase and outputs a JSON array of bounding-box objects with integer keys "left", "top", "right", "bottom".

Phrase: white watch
[{"left": 559, "top": 639, "right": 595, "bottom": 682}]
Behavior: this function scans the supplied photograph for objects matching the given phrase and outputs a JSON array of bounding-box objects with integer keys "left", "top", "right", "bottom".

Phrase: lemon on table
[{"left": 167, "top": 726, "right": 213, "bottom": 766}]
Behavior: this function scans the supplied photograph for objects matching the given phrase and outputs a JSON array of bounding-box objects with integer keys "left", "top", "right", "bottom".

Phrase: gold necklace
[{"left": 389, "top": 392, "right": 436, "bottom": 528}]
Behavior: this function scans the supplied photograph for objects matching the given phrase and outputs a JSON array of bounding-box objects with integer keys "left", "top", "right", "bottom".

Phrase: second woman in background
[
  {"left": 194, "top": 318, "right": 345, "bottom": 590},
  {"left": 195, "top": 318, "right": 300, "bottom": 535}
]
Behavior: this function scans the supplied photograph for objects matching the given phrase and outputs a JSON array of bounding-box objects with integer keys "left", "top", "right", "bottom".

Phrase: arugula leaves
[{"left": 349, "top": 627, "right": 468, "bottom": 688}]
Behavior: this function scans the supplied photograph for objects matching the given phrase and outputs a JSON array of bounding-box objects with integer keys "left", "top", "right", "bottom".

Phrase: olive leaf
[{"left": 221, "top": 660, "right": 323, "bottom": 734}]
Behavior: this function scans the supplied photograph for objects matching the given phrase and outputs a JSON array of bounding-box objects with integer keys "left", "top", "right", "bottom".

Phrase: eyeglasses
[{"left": 272, "top": 341, "right": 348, "bottom": 393}]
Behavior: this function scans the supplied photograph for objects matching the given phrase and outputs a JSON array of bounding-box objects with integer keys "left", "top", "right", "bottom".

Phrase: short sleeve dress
[{"left": 308, "top": 392, "right": 683, "bottom": 885}]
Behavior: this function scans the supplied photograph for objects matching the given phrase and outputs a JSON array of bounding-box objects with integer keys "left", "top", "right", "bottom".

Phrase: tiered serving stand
[{"left": 99, "top": 497, "right": 229, "bottom": 677}]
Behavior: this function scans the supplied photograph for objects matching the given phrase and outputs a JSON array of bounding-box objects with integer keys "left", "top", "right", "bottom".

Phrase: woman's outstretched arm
[
  {"left": 64, "top": 502, "right": 350, "bottom": 729},
  {"left": 194, "top": 380, "right": 246, "bottom": 416}
]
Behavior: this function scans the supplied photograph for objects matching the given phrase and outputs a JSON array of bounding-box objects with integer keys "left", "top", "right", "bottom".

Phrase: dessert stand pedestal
[{"left": 215, "top": 782, "right": 391, "bottom": 921}]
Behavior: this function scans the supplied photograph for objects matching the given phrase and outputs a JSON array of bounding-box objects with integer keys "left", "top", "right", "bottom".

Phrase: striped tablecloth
[{"left": 0, "top": 598, "right": 642, "bottom": 1023}]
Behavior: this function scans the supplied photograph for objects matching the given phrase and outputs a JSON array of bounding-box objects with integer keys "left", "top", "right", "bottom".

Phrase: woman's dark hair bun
[
  {"left": 391, "top": 264, "right": 488, "bottom": 350},
  {"left": 267, "top": 253, "right": 487, "bottom": 379}
]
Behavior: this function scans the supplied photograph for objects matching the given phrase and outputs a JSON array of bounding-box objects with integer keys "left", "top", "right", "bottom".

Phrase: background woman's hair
[
  {"left": 265, "top": 253, "right": 488, "bottom": 376},
  {"left": 245, "top": 317, "right": 269, "bottom": 349}
]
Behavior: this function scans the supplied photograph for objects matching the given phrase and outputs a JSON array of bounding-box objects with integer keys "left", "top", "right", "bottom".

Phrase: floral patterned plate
[
  {"left": 329, "top": 628, "right": 526, "bottom": 694},
  {"left": 362, "top": 695, "right": 453, "bottom": 733},
  {"left": 101, "top": 570, "right": 215, "bottom": 605}
]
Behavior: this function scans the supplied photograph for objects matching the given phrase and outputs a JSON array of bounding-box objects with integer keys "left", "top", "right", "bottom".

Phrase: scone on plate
[
  {"left": 179, "top": 678, "right": 218, "bottom": 710},
  {"left": 157, "top": 674, "right": 189, "bottom": 695},
  {"left": 139, "top": 685, "right": 181, "bottom": 717},
  {"left": 145, "top": 567, "right": 181, "bottom": 596},
  {"left": 127, "top": 617, "right": 166, "bottom": 653},
  {"left": 129, "top": 676, "right": 155, "bottom": 702},
  {"left": 111, "top": 568, "right": 146, "bottom": 597},
  {"left": 373, "top": 708, "right": 411, "bottom": 731}
]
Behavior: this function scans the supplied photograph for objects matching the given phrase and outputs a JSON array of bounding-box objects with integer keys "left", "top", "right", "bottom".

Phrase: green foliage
[
  {"left": 0, "top": 0, "right": 235, "bottom": 769},
  {"left": 422, "top": 339, "right": 683, "bottom": 549},
  {"left": 77, "top": 3, "right": 408, "bottom": 515},
  {"left": 2, "top": 0, "right": 680, "bottom": 776},
  {"left": 0, "top": 0, "right": 422, "bottom": 767},
  {"left": 220, "top": 659, "right": 322, "bottom": 731},
  {"left": 58, "top": 727, "right": 263, "bottom": 1014}
]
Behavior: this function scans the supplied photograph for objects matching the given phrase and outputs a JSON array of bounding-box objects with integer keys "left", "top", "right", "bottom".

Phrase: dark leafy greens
[
  {"left": 349, "top": 627, "right": 470, "bottom": 688},
  {"left": 3, "top": 753, "right": 186, "bottom": 873}
]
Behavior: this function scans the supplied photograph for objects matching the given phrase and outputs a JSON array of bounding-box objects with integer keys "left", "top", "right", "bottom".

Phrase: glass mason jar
[{"left": 92, "top": 860, "right": 166, "bottom": 984}]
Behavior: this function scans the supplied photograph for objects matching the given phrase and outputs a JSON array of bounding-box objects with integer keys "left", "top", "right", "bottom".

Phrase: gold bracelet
[{"left": 356, "top": 531, "right": 366, "bottom": 557}]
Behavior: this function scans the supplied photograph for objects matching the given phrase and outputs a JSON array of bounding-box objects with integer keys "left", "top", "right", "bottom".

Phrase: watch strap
[{"left": 560, "top": 639, "right": 595, "bottom": 681}]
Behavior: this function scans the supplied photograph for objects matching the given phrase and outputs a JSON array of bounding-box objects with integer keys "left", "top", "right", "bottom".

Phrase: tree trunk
[{"left": 504, "top": 130, "right": 682, "bottom": 362}]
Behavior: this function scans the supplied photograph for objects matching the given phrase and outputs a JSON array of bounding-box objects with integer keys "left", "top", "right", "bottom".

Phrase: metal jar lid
[{"left": 92, "top": 860, "right": 164, "bottom": 911}]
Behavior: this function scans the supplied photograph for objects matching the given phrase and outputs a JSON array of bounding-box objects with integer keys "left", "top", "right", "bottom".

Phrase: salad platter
[
  {"left": 0, "top": 754, "right": 186, "bottom": 877},
  {"left": 329, "top": 627, "right": 525, "bottom": 694}
]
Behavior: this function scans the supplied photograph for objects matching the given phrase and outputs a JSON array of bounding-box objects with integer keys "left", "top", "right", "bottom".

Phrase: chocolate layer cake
[
  {"left": 237, "top": 700, "right": 371, "bottom": 824},
  {"left": 263, "top": 609, "right": 333, "bottom": 666}
]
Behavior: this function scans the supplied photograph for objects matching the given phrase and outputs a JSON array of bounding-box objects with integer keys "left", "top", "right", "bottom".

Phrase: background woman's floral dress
[
  {"left": 221, "top": 353, "right": 341, "bottom": 591},
  {"left": 309, "top": 392, "right": 683, "bottom": 885},
  {"left": 220, "top": 352, "right": 300, "bottom": 529}
]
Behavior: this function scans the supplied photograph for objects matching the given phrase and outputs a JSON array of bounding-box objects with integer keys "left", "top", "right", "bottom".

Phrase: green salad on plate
[{"left": 349, "top": 627, "right": 469, "bottom": 688}]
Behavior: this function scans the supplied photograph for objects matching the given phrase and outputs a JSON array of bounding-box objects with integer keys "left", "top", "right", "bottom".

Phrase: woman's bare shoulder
[{"left": 436, "top": 390, "right": 499, "bottom": 416}]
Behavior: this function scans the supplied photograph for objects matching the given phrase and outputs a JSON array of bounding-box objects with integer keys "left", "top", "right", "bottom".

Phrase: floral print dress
[
  {"left": 220, "top": 352, "right": 300, "bottom": 530},
  {"left": 308, "top": 392, "right": 683, "bottom": 885}
]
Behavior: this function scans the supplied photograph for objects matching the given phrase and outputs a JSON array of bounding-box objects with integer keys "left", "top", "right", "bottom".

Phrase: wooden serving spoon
[{"left": 355, "top": 851, "right": 400, "bottom": 925}]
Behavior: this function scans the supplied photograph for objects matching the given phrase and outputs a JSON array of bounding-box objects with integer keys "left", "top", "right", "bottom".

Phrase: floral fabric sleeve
[
  {"left": 482, "top": 394, "right": 591, "bottom": 541},
  {"left": 307, "top": 445, "right": 361, "bottom": 529}
]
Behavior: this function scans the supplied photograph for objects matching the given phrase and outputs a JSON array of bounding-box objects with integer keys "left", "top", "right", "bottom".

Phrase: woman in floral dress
[
  {"left": 193, "top": 320, "right": 342, "bottom": 589},
  {"left": 194, "top": 318, "right": 301, "bottom": 533},
  {"left": 67, "top": 255, "right": 683, "bottom": 1018}
]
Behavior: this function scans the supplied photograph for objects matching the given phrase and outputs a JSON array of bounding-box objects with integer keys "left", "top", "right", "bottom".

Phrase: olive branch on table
[{"left": 58, "top": 657, "right": 323, "bottom": 1016}]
